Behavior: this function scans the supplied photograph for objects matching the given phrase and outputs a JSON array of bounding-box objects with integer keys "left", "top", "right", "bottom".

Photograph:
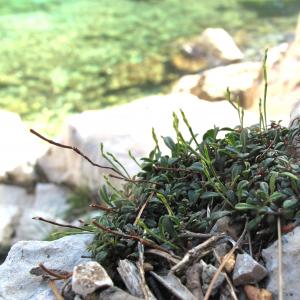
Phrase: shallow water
[{"left": 0, "top": 0, "right": 299, "bottom": 133}]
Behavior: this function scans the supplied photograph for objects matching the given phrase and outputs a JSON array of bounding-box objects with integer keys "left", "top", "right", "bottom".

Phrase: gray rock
[
  {"left": 233, "top": 253, "right": 267, "bottom": 286},
  {"left": 201, "top": 260, "right": 225, "bottom": 295},
  {"left": 72, "top": 261, "right": 113, "bottom": 297},
  {"left": 0, "top": 110, "right": 46, "bottom": 186},
  {"left": 0, "top": 184, "right": 34, "bottom": 246},
  {"left": 13, "top": 183, "right": 71, "bottom": 242},
  {"left": 0, "top": 234, "right": 94, "bottom": 300},
  {"left": 98, "top": 286, "right": 142, "bottom": 300},
  {"left": 262, "top": 226, "right": 300, "bottom": 300}
]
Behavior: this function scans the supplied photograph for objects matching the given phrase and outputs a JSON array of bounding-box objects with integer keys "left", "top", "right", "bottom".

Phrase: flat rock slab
[
  {"left": 0, "top": 234, "right": 93, "bottom": 300},
  {"left": 262, "top": 226, "right": 300, "bottom": 300}
]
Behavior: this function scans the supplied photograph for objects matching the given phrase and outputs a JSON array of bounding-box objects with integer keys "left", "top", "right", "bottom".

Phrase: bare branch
[{"left": 30, "top": 129, "right": 126, "bottom": 178}]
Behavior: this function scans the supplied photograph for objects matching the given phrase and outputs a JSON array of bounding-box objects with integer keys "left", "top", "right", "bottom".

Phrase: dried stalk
[
  {"left": 171, "top": 234, "right": 225, "bottom": 274},
  {"left": 92, "top": 221, "right": 172, "bottom": 254},
  {"left": 48, "top": 280, "right": 64, "bottom": 300},
  {"left": 39, "top": 263, "right": 72, "bottom": 280},
  {"left": 33, "top": 216, "right": 93, "bottom": 232},
  {"left": 30, "top": 129, "right": 126, "bottom": 179},
  {"left": 134, "top": 192, "right": 154, "bottom": 225},
  {"left": 213, "top": 250, "right": 238, "bottom": 300},
  {"left": 277, "top": 216, "right": 283, "bottom": 300}
]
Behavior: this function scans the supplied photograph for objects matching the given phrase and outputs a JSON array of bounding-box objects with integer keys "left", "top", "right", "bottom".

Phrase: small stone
[
  {"left": 233, "top": 253, "right": 268, "bottom": 286},
  {"left": 97, "top": 286, "right": 142, "bottom": 300},
  {"left": 210, "top": 216, "right": 240, "bottom": 239},
  {"left": 243, "top": 285, "right": 272, "bottom": 300},
  {"left": 201, "top": 260, "right": 225, "bottom": 295},
  {"left": 222, "top": 253, "right": 236, "bottom": 273},
  {"left": 72, "top": 261, "right": 113, "bottom": 297}
]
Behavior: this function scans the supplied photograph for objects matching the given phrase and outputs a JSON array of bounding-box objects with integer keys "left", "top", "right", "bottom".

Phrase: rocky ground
[{"left": 1, "top": 8, "right": 300, "bottom": 300}]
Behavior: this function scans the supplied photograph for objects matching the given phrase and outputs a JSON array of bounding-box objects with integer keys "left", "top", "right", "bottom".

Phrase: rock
[
  {"left": 13, "top": 183, "right": 71, "bottom": 241},
  {"left": 243, "top": 285, "right": 272, "bottom": 300},
  {"left": 201, "top": 260, "right": 225, "bottom": 295},
  {"left": 172, "top": 28, "right": 244, "bottom": 72},
  {"left": 173, "top": 62, "right": 261, "bottom": 108},
  {"left": 232, "top": 253, "right": 267, "bottom": 286},
  {"left": 262, "top": 226, "right": 300, "bottom": 300},
  {"left": 210, "top": 216, "right": 240, "bottom": 240},
  {"left": 0, "top": 110, "right": 46, "bottom": 186},
  {"left": 245, "top": 15, "right": 300, "bottom": 115},
  {"left": 37, "top": 93, "right": 259, "bottom": 191},
  {"left": 222, "top": 253, "right": 236, "bottom": 273},
  {"left": 97, "top": 286, "right": 142, "bottom": 300},
  {"left": 72, "top": 261, "right": 113, "bottom": 297},
  {"left": 0, "top": 234, "right": 93, "bottom": 300},
  {"left": 0, "top": 184, "right": 34, "bottom": 246},
  {"left": 0, "top": 206, "right": 21, "bottom": 247}
]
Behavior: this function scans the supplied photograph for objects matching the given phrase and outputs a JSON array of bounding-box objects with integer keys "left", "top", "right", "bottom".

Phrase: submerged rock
[
  {"left": 0, "top": 234, "right": 93, "bottom": 300},
  {"left": 172, "top": 28, "right": 244, "bottom": 72}
]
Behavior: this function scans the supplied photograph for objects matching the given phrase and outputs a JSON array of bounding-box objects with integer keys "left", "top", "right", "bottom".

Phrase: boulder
[
  {"left": 173, "top": 62, "right": 261, "bottom": 107},
  {"left": 37, "top": 93, "right": 260, "bottom": 191},
  {"left": 245, "top": 15, "right": 300, "bottom": 114},
  {"left": 0, "top": 110, "right": 47, "bottom": 186},
  {"left": 262, "top": 226, "right": 300, "bottom": 300},
  {"left": 13, "top": 183, "right": 71, "bottom": 242},
  {"left": 172, "top": 28, "right": 244, "bottom": 72},
  {"left": 0, "top": 184, "right": 34, "bottom": 246},
  {"left": 0, "top": 234, "right": 93, "bottom": 300}
]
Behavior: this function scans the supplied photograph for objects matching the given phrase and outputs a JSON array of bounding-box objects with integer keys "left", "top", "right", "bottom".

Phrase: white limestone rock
[
  {"left": 0, "top": 234, "right": 94, "bottom": 300},
  {"left": 37, "top": 93, "right": 259, "bottom": 191},
  {"left": 0, "top": 184, "right": 34, "bottom": 246},
  {"left": 0, "top": 110, "right": 46, "bottom": 186},
  {"left": 72, "top": 261, "right": 113, "bottom": 297},
  {"left": 14, "top": 183, "right": 71, "bottom": 241},
  {"left": 262, "top": 227, "right": 300, "bottom": 300},
  {"left": 199, "top": 28, "right": 244, "bottom": 62}
]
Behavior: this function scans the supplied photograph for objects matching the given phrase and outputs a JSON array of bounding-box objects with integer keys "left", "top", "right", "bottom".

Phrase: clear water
[{"left": 0, "top": 0, "right": 299, "bottom": 133}]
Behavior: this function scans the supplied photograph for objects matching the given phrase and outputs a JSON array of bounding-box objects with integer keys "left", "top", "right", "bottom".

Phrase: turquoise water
[{"left": 0, "top": 0, "right": 299, "bottom": 133}]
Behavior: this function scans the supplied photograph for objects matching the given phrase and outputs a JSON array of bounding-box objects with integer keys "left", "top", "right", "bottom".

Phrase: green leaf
[
  {"left": 159, "top": 215, "right": 178, "bottom": 239},
  {"left": 163, "top": 136, "right": 176, "bottom": 152},
  {"left": 281, "top": 172, "right": 298, "bottom": 181},
  {"left": 240, "top": 128, "right": 248, "bottom": 152},
  {"left": 188, "top": 162, "right": 204, "bottom": 172},
  {"left": 269, "top": 191, "right": 284, "bottom": 202},
  {"left": 235, "top": 203, "right": 258, "bottom": 210},
  {"left": 247, "top": 215, "right": 263, "bottom": 230},
  {"left": 210, "top": 210, "right": 231, "bottom": 221},
  {"left": 269, "top": 171, "right": 278, "bottom": 194},
  {"left": 200, "top": 192, "right": 220, "bottom": 199},
  {"left": 283, "top": 198, "right": 299, "bottom": 209},
  {"left": 237, "top": 180, "right": 249, "bottom": 191},
  {"left": 260, "top": 182, "right": 269, "bottom": 196}
]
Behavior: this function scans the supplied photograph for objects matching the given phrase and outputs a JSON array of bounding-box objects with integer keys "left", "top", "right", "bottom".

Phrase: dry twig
[
  {"left": 92, "top": 220, "right": 172, "bottom": 254},
  {"left": 171, "top": 234, "right": 225, "bottom": 274},
  {"left": 32, "top": 216, "right": 93, "bottom": 232},
  {"left": 30, "top": 129, "right": 126, "bottom": 179}
]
